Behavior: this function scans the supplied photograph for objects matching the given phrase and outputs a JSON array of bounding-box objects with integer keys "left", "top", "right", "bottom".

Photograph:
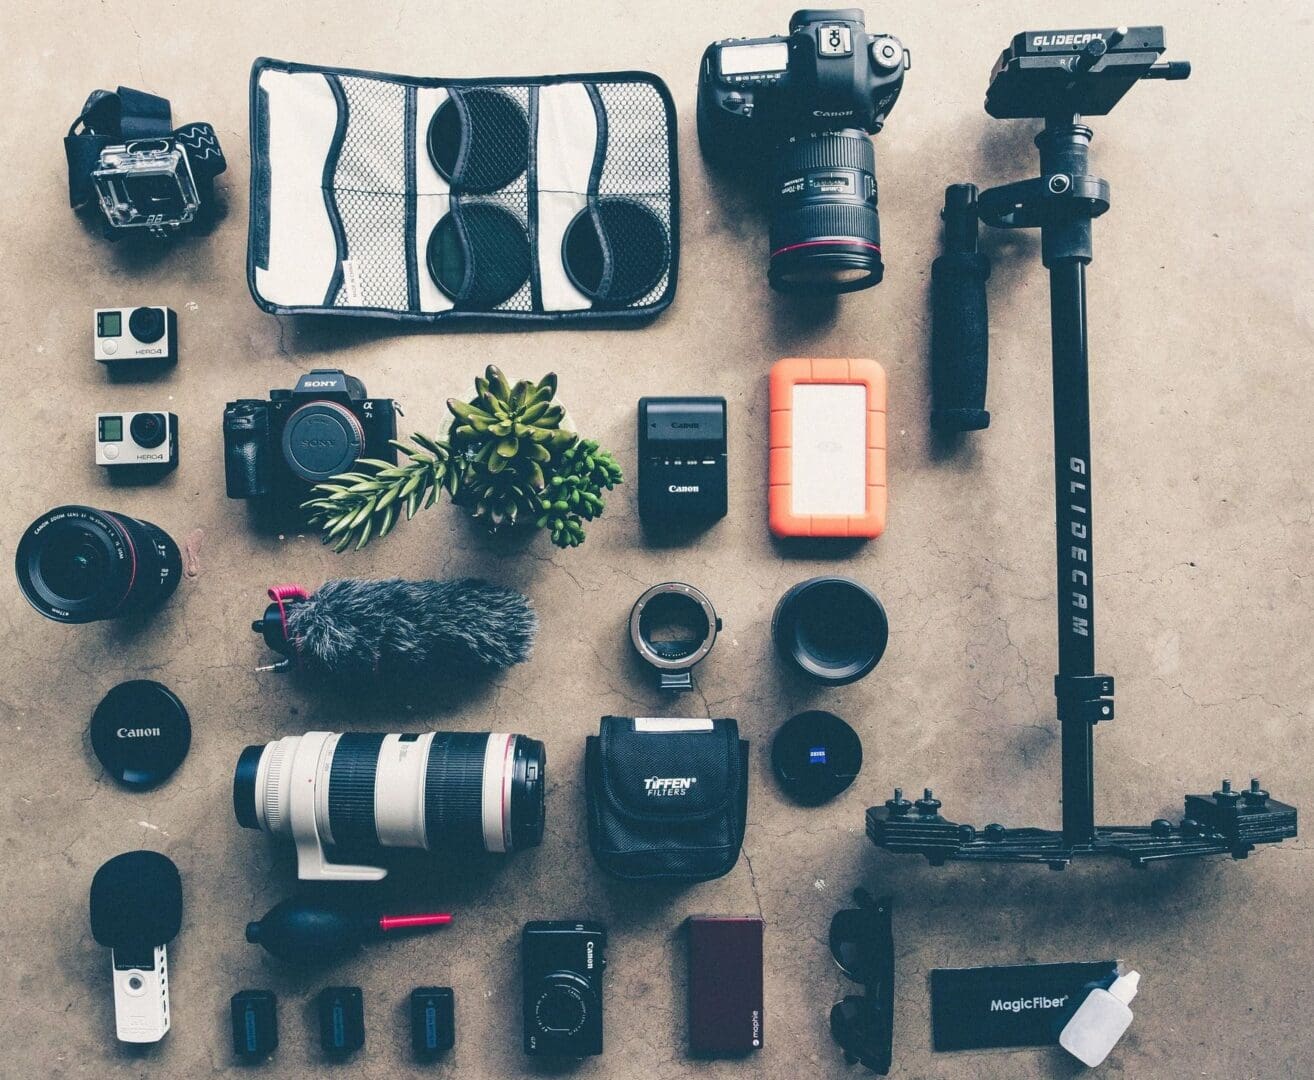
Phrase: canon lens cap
[
  {"left": 91, "top": 680, "right": 190, "bottom": 789},
  {"left": 771, "top": 711, "right": 862, "bottom": 805}
]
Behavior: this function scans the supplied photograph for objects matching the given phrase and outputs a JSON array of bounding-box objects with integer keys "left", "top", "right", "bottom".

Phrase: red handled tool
[{"left": 247, "top": 896, "right": 452, "bottom": 963}]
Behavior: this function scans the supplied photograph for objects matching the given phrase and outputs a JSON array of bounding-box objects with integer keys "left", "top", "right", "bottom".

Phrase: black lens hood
[
  {"left": 232, "top": 744, "right": 265, "bottom": 830},
  {"left": 773, "top": 577, "right": 888, "bottom": 685}
]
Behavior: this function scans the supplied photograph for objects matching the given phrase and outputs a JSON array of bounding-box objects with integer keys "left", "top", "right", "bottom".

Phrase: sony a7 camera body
[
  {"left": 223, "top": 370, "right": 397, "bottom": 514},
  {"left": 698, "top": 8, "right": 908, "bottom": 294}
]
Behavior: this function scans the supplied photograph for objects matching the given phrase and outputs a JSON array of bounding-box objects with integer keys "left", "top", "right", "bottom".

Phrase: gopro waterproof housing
[{"left": 94, "top": 139, "right": 202, "bottom": 234}]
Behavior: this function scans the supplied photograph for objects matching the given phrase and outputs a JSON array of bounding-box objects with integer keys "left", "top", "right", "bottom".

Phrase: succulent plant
[
  {"left": 302, "top": 367, "right": 622, "bottom": 551},
  {"left": 535, "top": 438, "right": 625, "bottom": 548},
  {"left": 301, "top": 433, "right": 457, "bottom": 552},
  {"left": 448, "top": 369, "right": 574, "bottom": 529}
]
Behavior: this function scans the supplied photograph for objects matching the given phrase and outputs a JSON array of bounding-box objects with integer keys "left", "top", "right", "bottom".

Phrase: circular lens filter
[
  {"left": 427, "top": 203, "right": 531, "bottom": 309},
  {"left": 91, "top": 680, "right": 191, "bottom": 789},
  {"left": 427, "top": 88, "right": 529, "bottom": 194},
  {"left": 562, "top": 198, "right": 669, "bottom": 306}
]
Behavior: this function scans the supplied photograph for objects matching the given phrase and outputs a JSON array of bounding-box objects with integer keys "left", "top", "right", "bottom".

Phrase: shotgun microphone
[
  {"left": 251, "top": 578, "right": 537, "bottom": 683},
  {"left": 89, "top": 851, "right": 182, "bottom": 1043}
]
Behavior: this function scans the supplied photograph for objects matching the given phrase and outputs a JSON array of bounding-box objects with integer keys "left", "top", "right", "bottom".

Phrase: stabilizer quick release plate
[{"left": 985, "top": 26, "right": 1190, "bottom": 120}]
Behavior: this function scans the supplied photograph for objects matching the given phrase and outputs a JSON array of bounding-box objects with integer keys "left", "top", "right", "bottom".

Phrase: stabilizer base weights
[{"left": 868, "top": 782, "right": 1297, "bottom": 869}]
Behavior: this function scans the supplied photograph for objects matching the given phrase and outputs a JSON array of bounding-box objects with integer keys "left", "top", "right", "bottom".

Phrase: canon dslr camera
[
  {"left": 224, "top": 370, "right": 397, "bottom": 513},
  {"left": 698, "top": 8, "right": 908, "bottom": 294}
]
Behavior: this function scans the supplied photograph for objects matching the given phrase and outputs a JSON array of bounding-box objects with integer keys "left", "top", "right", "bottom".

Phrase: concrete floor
[{"left": 3, "top": 1, "right": 1312, "bottom": 1077}]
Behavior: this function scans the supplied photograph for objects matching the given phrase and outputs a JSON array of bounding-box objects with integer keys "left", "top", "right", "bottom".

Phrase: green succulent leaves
[
  {"left": 301, "top": 433, "right": 456, "bottom": 553},
  {"left": 302, "top": 366, "right": 622, "bottom": 551}
]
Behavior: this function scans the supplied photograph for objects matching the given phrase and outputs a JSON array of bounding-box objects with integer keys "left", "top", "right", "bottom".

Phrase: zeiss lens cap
[
  {"left": 91, "top": 680, "right": 190, "bottom": 789},
  {"left": 771, "top": 711, "right": 862, "bottom": 805}
]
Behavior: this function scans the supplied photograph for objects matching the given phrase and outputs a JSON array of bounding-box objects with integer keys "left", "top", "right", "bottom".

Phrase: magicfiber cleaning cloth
[{"left": 930, "top": 960, "right": 1119, "bottom": 1051}]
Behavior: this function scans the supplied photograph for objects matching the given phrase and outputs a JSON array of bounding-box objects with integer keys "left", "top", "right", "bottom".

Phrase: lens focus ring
[
  {"left": 425, "top": 732, "right": 490, "bottom": 852},
  {"left": 328, "top": 733, "right": 385, "bottom": 849}
]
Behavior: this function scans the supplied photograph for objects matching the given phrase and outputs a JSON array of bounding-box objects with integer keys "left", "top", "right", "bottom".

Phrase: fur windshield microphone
[{"left": 252, "top": 578, "right": 537, "bottom": 682}]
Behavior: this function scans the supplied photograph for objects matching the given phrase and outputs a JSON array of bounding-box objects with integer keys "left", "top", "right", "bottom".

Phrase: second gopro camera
[
  {"left": 96, "top": 412, "right": 178, "bottom": 477},
  {"left": 223, "top": 369, "right": 398, "bottom": 513},
  {"left": 522, "top": 921, "right": 606, "bottom": 1057}
]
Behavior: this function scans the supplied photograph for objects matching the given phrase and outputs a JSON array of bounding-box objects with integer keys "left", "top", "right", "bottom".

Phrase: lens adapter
[
  {"left": 769, "top": 130, "right": 883, "bottom": 294},
  {"left": 773, "top": 577, "right": 888, "bottom": 685},
  {"left": 628, "top": 582, "right": 721, "bottom": 692},
  {"left": 15, "top": 505, "right": 181, "bottom": 623},
  {"left": 234, "top": 730, "right": 545, "bottom": 882}
]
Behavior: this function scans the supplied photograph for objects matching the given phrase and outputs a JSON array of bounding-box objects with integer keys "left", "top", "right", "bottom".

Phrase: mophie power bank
[{"left": 686, "top": 916, "right": 763, "bottom": 1055}]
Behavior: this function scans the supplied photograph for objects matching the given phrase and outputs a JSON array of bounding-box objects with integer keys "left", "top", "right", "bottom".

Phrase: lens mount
[
  {"left": 629, "top": 582, "right": 720, "bottom": 691},
  {"left": 507, "top": 734, "right": 546, "bottom": 851}
]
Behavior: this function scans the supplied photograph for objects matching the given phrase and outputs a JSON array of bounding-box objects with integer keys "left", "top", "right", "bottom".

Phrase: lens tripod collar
[{"left": 629, "top": 583, "right": 721, "bottom": 692}]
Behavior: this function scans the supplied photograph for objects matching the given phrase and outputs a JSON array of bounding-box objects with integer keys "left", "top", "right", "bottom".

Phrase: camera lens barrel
[
  {"left": 234, "top": 731, "right": 545, "bottom": 869},
  {"left": 15, "top": 505, "right": 181, "bottom": 623},
  {"left": 769, "top": 130, "right": 883, "bottom": 294}
]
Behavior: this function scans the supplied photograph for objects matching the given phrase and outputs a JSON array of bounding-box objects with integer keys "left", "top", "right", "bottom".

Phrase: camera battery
[
  {"left": 638, "top": 397, "right": 728, "bottom": 525},
  {"left": 686, "top": 915, "right": 763, "bottom": 1056},
  {"left": 230, "top": 989, "right": 278, "bottom": 1061},
  {"left": 317, "top": 986, "right": 365, "bottom": 1056},
  {"left": 410, "top": 987, "right": 455, "bottom": 1059}
]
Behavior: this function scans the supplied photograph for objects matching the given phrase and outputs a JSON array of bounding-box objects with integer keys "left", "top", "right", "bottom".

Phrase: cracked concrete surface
[{"left": 2, "top": 1, "right": 1312, "bottom": 1077}]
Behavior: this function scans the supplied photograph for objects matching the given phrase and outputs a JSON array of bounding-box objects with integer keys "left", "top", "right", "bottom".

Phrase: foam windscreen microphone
[
  {"left": 251, "top": 578, "right": 537, "bottom": 682},
  {"left": 89, "top": 851, "right": 182, "bottom": 1043}
]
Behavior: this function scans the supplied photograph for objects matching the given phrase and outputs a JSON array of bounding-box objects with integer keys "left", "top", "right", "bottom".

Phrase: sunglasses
[{"left": 829, "top": 888, "right": 894, "bottom": 1074}]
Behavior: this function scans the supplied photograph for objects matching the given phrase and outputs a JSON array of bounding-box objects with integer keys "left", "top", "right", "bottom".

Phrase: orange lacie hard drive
[{"left": 769, "top": 358, "right": 887, "bottom": 538}]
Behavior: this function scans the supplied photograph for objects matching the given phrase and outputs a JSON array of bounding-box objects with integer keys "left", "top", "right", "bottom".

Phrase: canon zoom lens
[
  {"left": 15, "top": 505, "right": 181, "bottom": 623},
  {"left": 769, "top": 129, "right": 883, "bottom": 294},
  {"left": 234, "top": 732, "right": 546, "bottom": 866}
]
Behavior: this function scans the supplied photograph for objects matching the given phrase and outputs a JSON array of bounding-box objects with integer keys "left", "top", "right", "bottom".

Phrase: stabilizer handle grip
[{"left": 931, "top": 184, "right": 991, "bottom": 432}]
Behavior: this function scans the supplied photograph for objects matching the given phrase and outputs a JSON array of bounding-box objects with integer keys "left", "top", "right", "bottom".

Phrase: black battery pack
[{"left": 638, "top": 397, "right": 728, "bottom": 525}]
